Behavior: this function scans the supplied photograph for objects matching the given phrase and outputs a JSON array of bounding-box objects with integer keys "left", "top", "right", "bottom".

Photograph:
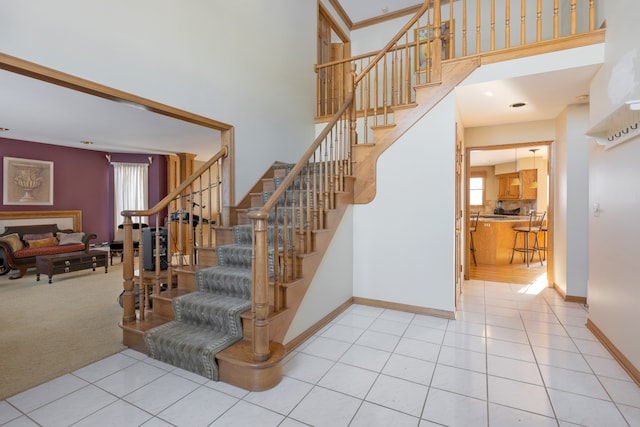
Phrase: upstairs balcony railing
[{"left": 316, "top": 0, "right": 601, "bottom": 142}]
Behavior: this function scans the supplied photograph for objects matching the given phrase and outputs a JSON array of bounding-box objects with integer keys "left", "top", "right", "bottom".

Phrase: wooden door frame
[{"left": 463, "top": 141, "right": 554, "bottom": 286}]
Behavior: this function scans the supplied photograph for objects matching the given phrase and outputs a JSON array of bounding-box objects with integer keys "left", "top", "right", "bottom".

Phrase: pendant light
[
  {"left": 529, "top": 148, "right": 538, "bottom": 189},
  {"left": 511, "top": 148, "right": 520, "bottom": 186}
]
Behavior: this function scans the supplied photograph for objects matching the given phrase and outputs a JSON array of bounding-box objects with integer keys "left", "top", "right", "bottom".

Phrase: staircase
[
  {"left": 119, "top": 0, "right": 603, "bottom": 392},
  {"left": 142, "top": 164, "right": 305, "bottom": 382}
]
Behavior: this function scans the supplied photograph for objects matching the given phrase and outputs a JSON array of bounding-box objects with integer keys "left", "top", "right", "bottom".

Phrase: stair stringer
[{"left": 353, "top": 57, "right": 480, "bottom": 205}]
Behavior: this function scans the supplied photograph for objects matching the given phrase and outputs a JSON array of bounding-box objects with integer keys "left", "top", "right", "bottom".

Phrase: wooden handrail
[{"left": 121, "top": 146, "right": 228, "bottom": 219}]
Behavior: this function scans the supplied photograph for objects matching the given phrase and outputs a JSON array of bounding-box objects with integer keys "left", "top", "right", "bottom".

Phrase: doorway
[{"left": 465, "top": 141, "right": 553, "bottom": 285}]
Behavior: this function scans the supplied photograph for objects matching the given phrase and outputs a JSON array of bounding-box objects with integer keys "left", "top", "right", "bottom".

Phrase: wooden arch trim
[{"left": 0, "top": 52, "right": 232, "bottom": 132}]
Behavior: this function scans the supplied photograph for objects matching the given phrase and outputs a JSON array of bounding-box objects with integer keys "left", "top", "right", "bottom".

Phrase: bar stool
[
  {"left": 539, "top": 225, "right": 548, "bottom": 261},
  {"left": 510, "top": 211, "right": 545, "bottom": 267},
  {"left": 469, "top": 211, "right": 480, "bottom": 266}
]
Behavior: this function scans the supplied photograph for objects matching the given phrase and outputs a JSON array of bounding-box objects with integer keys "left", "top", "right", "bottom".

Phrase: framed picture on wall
[
  {"left": 3, "top": 157, "right": 54, "bottom": 205},
  {"left": 415, "top": 21, "right": 452, "bottom": 72}
]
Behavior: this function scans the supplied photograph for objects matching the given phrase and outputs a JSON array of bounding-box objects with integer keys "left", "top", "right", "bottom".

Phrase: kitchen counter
[
  {"left": 479, "top": 215, "right": 531, "bottom": 222},
  {"left": 473, "top": 217, "right": 531, "bottom": 264}
]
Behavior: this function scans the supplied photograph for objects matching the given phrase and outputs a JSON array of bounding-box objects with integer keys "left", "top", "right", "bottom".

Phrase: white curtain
[{"left": 113, "top": 162, "right": 148, "bottom": 226}]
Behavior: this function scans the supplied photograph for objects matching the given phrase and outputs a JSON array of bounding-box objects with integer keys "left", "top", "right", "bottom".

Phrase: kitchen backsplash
[{"left": 480, "top": 199, "right": 536, "bottom": 215}]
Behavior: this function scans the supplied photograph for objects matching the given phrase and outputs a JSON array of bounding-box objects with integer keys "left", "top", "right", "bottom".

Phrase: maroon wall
[{"left": 1, "top": 137, "right": 167, "bottom": 243}]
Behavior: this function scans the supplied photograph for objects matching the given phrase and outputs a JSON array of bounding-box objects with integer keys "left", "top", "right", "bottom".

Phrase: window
[
  {"left": 469, "top": 172, "right": 486, "bottom": 207},
  {"left": 113, "top": 162, "right": 148, "bottom": 227}
]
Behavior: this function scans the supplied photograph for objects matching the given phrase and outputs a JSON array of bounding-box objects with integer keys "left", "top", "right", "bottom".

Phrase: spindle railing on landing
[{"left": 317, "top": 0, "right": 600, "bottom": 142}]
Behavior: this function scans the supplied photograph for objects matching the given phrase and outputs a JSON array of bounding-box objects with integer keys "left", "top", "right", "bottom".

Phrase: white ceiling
[
  {"left": 339, "top": 0, "right": 422, "bottom": 23},
  {"left": 0, "top": 68, "right": 221, "bottom": 159},
  {"left": 0, "top": 1, "right": 598, "bottom": 164}
]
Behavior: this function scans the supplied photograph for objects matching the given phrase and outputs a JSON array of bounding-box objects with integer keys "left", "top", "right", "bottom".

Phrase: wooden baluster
[
  {"left": 490, "top": 0, "right": 495, "bottom": 51},
  {"left": 324, "top": 66, "right": 330, "bottom": 116},
  {"left": 305, "top": 163, "right": 312, "bottom": 249},
  {"left": 316, "top": 66, "right": 321, "bottom": 117},
  {"left": 338, "top": 120, "right": 345, "bottom": 192},
  {"left": 432, "top": 0, "right": 442, "bottom": 82},
  {"left": 449, "top": 0, "right": 454, "bottom": 59},
  {"left": 553, "top": 0, "right": 559, "bottom": 39},
  {"left": 536, "top": 0, "right": 542, "bottom": 41},
  {"left": 589, "top": 0, "right": 595, "bottom": 31},
  {"left": 250, "top": 213, "right": 270, "bottom": 362},
  {"left": 404, "top": 32, "right": 410, "bottom": 104},
  {"left": 334, "top": 128, "right": 339, "bottom": 201},
  {"left": 391, "top": 46, "right": 398, "bottom": 106},
  {"left": 188, "top": 184, "right": 194, "bottom": 266},
  {"left": 277, "top": 201, "right": 285, "bottom": 310},
  {"left": 462, "top": 0, "right": 468, "bottom": 56},
  {"left": 364, "top": 68, "right": 369, "bottom": 144},
  {"left": 216, "top": 158, "right": 222, "bottom": 228},
  {"left": 382, "top": 54, "right": 388, "bottom": 125},
  {"left": 520, "top": 0, "right": 526, "bottom": 45},
  {"left": 313, "top": 152, "right": 320, "bottom": 230},
  {"left": 570, "top": 0, "right": 577, "bottom": 34},
  {"left": 476, "top": 0, "right": 481, "bottom": 54},
  {"left": 505, "top": 0, "right": 511, "bottom": 48},
  {"left": 161, "top": 212, "right": 172, "bottom": 289},
  {"left": 373, "top": 62, "right": 379, "bottom": 127}
]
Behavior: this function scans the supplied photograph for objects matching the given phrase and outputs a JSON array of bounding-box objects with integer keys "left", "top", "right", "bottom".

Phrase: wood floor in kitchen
[{"left": 469, "top": 261, "right": 547, "bottom": 285}]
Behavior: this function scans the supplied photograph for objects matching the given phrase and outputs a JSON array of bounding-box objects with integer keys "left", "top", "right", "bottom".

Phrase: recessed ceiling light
[
  {"left": 80, "top": 140, "right": 94, "bottom": 145},
  {"left": 509, "top": 102, "right": 527, "bottom": 108},
  {"left": 484, "top": 91, "right": 494, "bottom": 97},
  {"left": 381, "top": 6, "right": 389, "bottom": 13},
  {"left": 575, "top": 94, "right": 589, "bottom": 103}
]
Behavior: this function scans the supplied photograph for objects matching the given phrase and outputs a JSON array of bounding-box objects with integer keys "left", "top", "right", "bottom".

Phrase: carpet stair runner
[{"left": 143, "top": 163, "right": 304, "bottom": 380}]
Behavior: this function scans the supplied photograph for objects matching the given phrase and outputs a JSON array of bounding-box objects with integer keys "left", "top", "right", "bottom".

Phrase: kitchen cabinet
[
  {"left": 497, "top": 173, "right": 519, "bottom": 199},
  {"left": 519, "top": 169, "right": 537, "bottom": 200},
  {"left": 496, "top": 169, "right": 537, "bottom": 200}
]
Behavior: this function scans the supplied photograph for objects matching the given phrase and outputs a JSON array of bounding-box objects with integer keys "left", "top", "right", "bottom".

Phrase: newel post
[
  {"left": 250, "top": 210, "right": 271, "bottom": 362},
  {"left": 121, "top": 216, "right": 136, "bottom": 322},
  {"left": 432, "top": 0, "right": 443, "bottom": 82}
]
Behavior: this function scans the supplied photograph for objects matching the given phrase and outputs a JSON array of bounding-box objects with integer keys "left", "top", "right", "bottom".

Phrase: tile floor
[{"left": 1, "top": 278, "right": 640, "bottom": 426}]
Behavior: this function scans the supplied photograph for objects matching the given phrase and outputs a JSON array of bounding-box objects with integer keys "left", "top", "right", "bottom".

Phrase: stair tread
[
  {"left": 153, "top": 288, "right": 191, "bottom": 301},
  {"left": 120, "top": 313, "right": 171, "bottom": 333}
]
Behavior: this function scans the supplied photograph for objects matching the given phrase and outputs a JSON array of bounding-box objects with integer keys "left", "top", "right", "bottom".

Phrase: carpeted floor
[{"left": 0, "top": 259, "right": 126, "bottom": 400}]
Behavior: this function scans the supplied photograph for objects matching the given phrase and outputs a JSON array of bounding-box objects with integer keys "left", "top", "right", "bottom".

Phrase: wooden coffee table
[{"left": 36, "top": 250, "right": 108, "bottom": 283}]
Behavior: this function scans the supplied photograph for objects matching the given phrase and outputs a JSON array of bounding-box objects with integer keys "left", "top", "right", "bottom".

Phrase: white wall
[
  {"left": 353, "top": 95, "right": 456, "bottom": 313},
  {"left": 0, "top": 0, "right": 317, "bottom": 202},
  {"left": 588, "top": 137, "right": 640, "bottom": 371},
  {"left": 554, "top": 104, "right": 590, "bottom": 298},
  {"left": 285, "top": 206, "right": 354, "bottom": 344},
  {"left": 586, "top": 0, "right": 640, "bottom": 373},
  {"left": 590, "top": 0, "right": 640, "bottom": 125},
  {"left": 465, "top": 120, "right": 556, "bottom": 148}
]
